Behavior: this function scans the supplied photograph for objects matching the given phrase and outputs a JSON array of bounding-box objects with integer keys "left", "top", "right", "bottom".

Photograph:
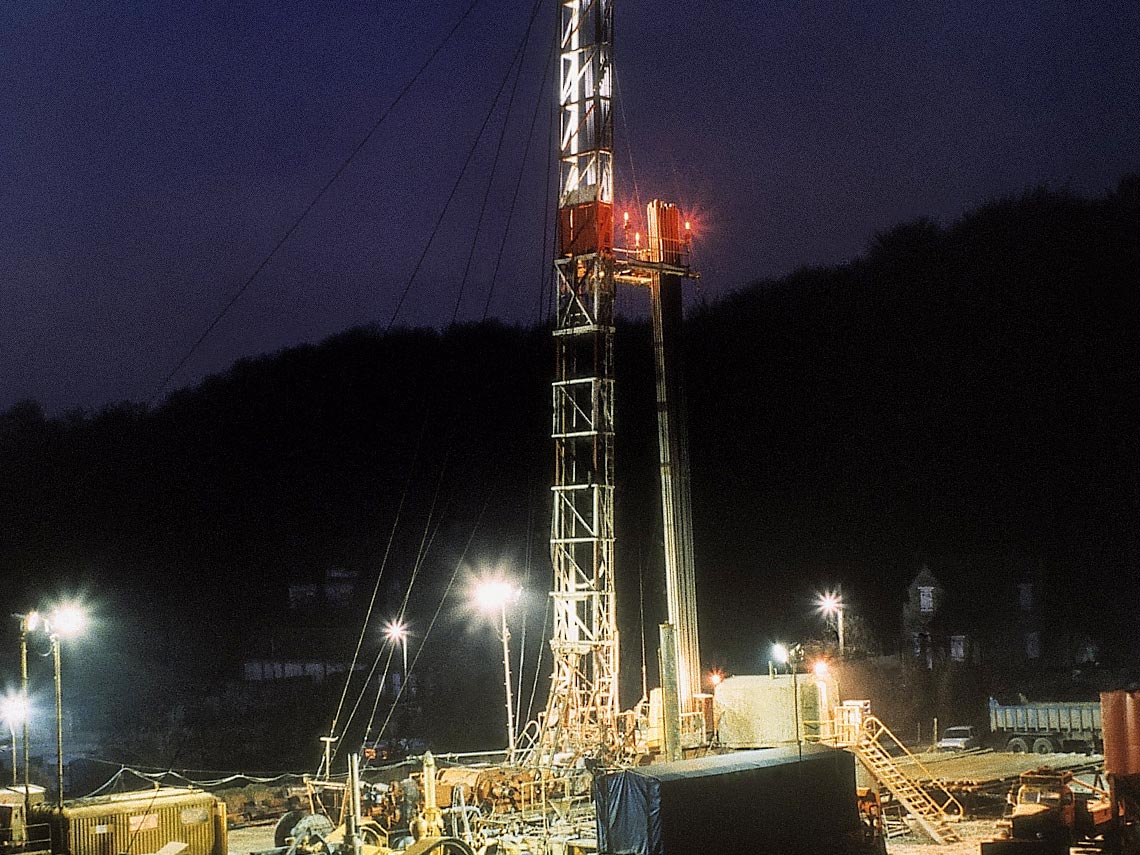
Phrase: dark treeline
[{"left": 0, "top": 177, "right": 1137, "bottom": 772}]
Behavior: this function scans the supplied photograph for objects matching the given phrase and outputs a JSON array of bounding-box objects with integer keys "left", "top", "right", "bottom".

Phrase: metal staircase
[{"left": 836, "top": 705, "right": 963, "bottom": 845}]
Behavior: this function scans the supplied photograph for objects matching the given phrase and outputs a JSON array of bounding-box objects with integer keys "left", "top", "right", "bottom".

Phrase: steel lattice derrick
[{"left": 530, "top": 0, "right": 619, "bottom": 766}]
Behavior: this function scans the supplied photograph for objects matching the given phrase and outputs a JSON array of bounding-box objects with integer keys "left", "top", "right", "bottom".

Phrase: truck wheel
[
  {"left": 1032, "top": 737, "right": 1055, "bottom": 755},
  {"left": 1007, "top": 737, "right": 1029, "bottom": 753}
]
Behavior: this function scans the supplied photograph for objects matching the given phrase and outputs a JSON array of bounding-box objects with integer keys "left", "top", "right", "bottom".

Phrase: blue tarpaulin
[{"left": 594, "top": 744, "right": 860, "bottom": 855}]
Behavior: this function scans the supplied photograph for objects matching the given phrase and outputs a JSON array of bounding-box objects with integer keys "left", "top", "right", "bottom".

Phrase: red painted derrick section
[{"left": 558, "top": 201, "right": 614, "bottom": 257}]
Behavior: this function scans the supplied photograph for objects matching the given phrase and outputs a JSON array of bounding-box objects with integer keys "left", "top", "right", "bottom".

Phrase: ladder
[{"left": 848, "top": 713, "right": 964, "bottom": 845}]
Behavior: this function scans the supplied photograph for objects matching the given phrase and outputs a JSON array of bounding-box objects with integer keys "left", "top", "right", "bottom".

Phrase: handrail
[{"left": 861, "top": 715, "right": 964, "bottom": 818}]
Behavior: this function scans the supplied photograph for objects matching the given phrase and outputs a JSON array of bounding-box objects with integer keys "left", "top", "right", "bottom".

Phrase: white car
[{"left": 937, "top": 725, "right": 980, "bottom": 751}]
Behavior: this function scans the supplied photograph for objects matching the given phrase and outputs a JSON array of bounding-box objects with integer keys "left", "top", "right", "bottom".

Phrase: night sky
[{"left": 3, "top": 0, "right": 1138, "bottom": 413}]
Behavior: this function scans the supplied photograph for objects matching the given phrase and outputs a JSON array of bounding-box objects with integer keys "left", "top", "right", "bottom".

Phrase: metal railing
[{"left": 0, "top": 822, "right": 54, "bottom": 855}]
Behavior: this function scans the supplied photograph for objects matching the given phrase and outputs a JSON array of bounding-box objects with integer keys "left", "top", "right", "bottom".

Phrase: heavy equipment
[
  {"left": 271, "top": 754, "right": 476, "bottom": 855},
  {"left": 980, "top": 690, "right": 1140, "bottom": 854},
  {"left": 980, "top": 768, "right": 1114, "bottom": 854}
]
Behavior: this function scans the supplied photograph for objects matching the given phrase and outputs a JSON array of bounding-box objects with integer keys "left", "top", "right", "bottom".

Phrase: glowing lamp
[
  {"left": 475, "top": 580, "right": 518, "bottom": 613},
  {"left": 0, "top": 695, "right": 28, "bottom": 728},
  {"left": 383, "top": 620, "right": 408, "bottom": 643},
  {"left": 50, "top": 605, "right": 86, "bottom": 638}
]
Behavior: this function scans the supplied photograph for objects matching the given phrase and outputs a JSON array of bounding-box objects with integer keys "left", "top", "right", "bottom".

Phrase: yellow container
[{"left": 31, "top": 788, "right": 226, "bottom": 855}]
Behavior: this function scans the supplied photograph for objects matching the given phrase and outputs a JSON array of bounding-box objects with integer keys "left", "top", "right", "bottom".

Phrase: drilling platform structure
[
  {"left": 535, "top": 0, "right": 620, "bottom": 764},
  {"left": 532, "top": 0, "right": 701, "bottom": 767}
]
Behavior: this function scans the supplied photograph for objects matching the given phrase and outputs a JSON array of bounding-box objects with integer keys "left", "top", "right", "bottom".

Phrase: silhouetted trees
[{"left": 1, "top": 178, "right": 1136, "bottom": 770}]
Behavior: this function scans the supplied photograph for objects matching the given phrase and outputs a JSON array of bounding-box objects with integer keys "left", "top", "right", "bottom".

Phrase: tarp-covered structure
[{"left": 594, "top": 744, "right": 860, "bottom": 855}]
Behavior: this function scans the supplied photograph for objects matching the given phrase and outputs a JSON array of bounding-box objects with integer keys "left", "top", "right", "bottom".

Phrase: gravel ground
[
  {"left": 886, "top": 819, "right": 1003, "bottom": 855},
  {"left": 226, "top": 822, "right": 279, "bottom": 855},
  {"left": 224, "top": 813, "right": 1009, "bottom": 855}
]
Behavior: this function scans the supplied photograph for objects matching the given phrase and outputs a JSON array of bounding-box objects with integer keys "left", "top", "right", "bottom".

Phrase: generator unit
[{"left": 29, "top": 788, "right": 226, "bottom": 855}]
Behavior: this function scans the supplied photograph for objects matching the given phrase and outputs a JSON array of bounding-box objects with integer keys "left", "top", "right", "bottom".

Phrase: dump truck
[{"left": 988, "top": 697, "right": 1102, "bottom": 754}]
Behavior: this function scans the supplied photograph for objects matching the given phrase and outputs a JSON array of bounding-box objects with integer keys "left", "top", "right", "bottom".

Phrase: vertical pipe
[
  {"left": 20, "top": 624, "right": 30, "bottom": 823},
  {"left": 53, "top": 636, "right": 63, "bottom": 808},
  {"left": 659, "top": 623, "right": 681, "bottom": 762},
  {"left": 501, "top": 606, "right": 517, "bottom": 765},
  {"left": 647, "top": 201, "right": 700, "bottom": 714},
  {"left": 792, "top": 667, "right": 801, "bottom": 760},
  {"left": 346, "top": 753, "right": 361, "bottom": 855},
  {"left": 838, "top": 608, "right": 845, "bottom": 657}
]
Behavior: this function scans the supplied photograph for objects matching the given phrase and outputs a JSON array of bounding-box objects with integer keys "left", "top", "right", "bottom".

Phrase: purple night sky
[{"left": 3, "top": 0, "right": 1138, "bottom": 413}]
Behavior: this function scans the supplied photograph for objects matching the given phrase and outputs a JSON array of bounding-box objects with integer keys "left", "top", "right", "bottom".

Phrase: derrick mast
[{"left": 537, "top": 0, "right": 619, "bottom": 761}]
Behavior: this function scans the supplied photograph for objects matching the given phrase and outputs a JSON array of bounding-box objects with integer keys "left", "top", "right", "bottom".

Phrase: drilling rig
[
  {"left": 530, "top": 0, "right": 700, "bottom": 768},
  {"left": 533, "top": 0, "right": 621, "bottom": 766}
]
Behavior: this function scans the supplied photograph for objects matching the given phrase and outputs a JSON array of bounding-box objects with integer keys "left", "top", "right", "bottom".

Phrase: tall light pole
[
  {"left": 47, "top": 605, "right": 85, "bottom": 808},
  {"left": 475, "top": 580, "right": 520, "bottom": 765},
  {"left": 383, "top": 620, "right": 409, "bottom": 686},
  {"left": 772, "top": 642, "right": 803, "bottom": 759},
  {"left": 816, "top": 591, "right": 845, "bottom": 657},
  {"left": 16, "top": 610, "right": 41, "bottom": 821}
]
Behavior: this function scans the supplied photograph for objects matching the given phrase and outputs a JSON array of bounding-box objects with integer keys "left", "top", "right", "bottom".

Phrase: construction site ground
[
  {"left": 888, "top": 821, "right": 1109, "bottom": 855},
  {"left": 887, "top": 818, "right": 998, "bottom": 855},
  {"left": 227, "top": 822, "right": 277, "bottom": 855}
]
